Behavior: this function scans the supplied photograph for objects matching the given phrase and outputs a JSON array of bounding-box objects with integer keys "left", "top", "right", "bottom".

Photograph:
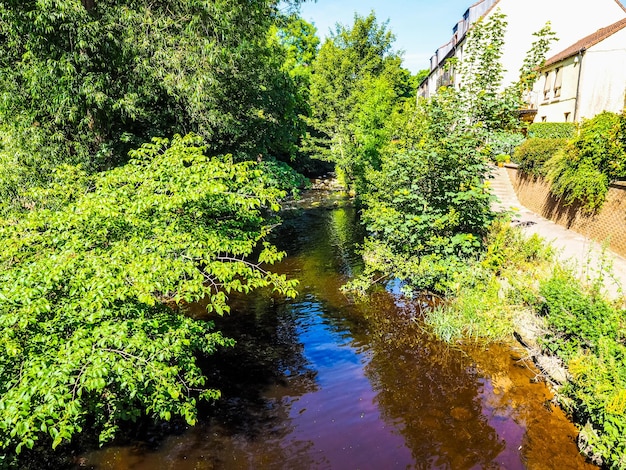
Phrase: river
[{"left": 79, "top": 189, "right": 593, "bottom": 469}]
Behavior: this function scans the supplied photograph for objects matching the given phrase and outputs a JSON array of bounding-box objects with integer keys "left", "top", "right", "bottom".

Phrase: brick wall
[{"left": 506, "top": 166, "right": 626, "bottom": 258}]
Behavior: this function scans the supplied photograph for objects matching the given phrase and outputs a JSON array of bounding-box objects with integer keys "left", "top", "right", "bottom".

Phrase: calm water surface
[{"left": 80, "top": 190, "right": 594, "bottom": 469}]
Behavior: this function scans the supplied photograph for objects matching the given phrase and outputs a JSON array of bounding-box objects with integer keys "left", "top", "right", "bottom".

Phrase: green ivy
[{"left": 546, "top": 112, "right": 626, "bottom": 212}]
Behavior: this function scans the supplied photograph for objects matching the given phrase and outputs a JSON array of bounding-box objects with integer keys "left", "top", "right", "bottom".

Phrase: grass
[{"left": 424, "top": 219, "right": 555, "bottom": 343}]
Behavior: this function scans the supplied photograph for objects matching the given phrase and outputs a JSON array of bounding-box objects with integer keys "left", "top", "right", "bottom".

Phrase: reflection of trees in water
[
  {"left": 274, "top": 204, "right": 505, "bottom": 467},
  {"left": 276, "top": 203, "right": 365, "bottom": 280},
  {"left": 200, "top": 294, "right": 320, "bottom": 434},
  {"left": 345, "top": 291, "right": 507, "bottom": 469},
  {"left": 77, "top": 202, "right": 589, "bottom": 468}
]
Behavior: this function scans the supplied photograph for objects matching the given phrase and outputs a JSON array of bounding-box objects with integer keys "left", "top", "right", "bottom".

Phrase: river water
[{"left": 80, "top": 190, "right": 594, "bottom": 469}]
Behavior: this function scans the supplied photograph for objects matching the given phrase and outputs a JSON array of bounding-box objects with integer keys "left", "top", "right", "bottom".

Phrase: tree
[
  {"left": 349, "top": 89, "right": 494, "bottom": 295},
  {"left": 0, "top": 134, "right": 297, "bottom": 457},
  {"left": 307, "top": 12, "right": 413, "bottom": 191},
  {"left": 269, "top": 14, "right": 326, "bottom": 175},
  {"left": 0, "top": 0, "right": 306, "bottom": 202},
  {"left": 516, "top": 22, "right": 558, "bottom": 102},
  {"left": 349, "top": 12, "right": 558, "bottom": 295},
  {"left": 414, "top": 68, "right": 430, "bottom": 87},
  {"left": 456, "top": 10, "right": 519, "bottom": 134}
]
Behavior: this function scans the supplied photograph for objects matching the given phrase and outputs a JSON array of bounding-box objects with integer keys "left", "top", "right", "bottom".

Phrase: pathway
[{"left": 489, "top": 166, "right": 626, "bottom": 301}]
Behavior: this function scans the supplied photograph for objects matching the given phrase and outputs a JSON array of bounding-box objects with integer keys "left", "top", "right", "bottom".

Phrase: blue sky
[{"left": 298, "top": 0, "right": 626, "bottom": 74}]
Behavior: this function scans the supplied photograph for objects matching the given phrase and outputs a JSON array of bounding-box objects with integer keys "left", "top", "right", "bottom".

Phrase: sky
[{"left": 297, "top": 0, "right": 626, "bottom": 74}]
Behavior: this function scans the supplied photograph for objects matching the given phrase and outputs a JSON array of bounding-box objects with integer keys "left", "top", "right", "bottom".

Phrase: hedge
[
  {"left": 528, "top": 122, "right": 577, "bottom": 139},
  {"left": 513, "top": 138, "right": 568, "bottom": 177}
]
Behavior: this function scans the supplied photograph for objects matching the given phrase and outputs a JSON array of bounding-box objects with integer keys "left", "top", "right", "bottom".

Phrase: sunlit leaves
[
  {"left": 306, "top": 12, "right": 413, "bottom": 191},
  {"left": 0, "top": 134, "right": 297, "bottom": 455},
  {"left": 355, "top": 89, "right": 495, "bottom": 294}
]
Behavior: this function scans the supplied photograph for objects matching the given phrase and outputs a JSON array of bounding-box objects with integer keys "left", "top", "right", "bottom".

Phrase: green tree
[
  {"left": 0, "top": 134, "right": 297, "bottom": 458},
  {"left": 269, "top": 14, "right": 326, "bottom": 174},
  {"left": 307, "top": 12, "right": 413, "bottom": 191},
  {"left": 516, "top": 22, "right": 558, "bottom": 101},
  {"left": 350, "top": 90, "right": 494, "bottom": 294},
  {"left": 0, "top": 0, "right": 306, "bottom": 202},
  {"left": 456, "top": 10, "right": 519, "bottom": 134},
  {"left": 272, "top": 14, "right": 320, "bottom": 82},
  {"left": 414, "top": 68, "right": 430, "bottom": 87}
]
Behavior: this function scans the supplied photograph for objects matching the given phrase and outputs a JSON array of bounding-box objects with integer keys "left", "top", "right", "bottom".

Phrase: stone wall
[{"left": 506, "top": 166, "right": 626, "bottom": 258}]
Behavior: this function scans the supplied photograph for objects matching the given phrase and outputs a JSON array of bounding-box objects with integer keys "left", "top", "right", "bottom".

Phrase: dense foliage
[
  {"left": 528, "top": 122, "right": 577, "bottom": 139},
  {"left": 353, "top": 90, "right": 494, "bottom": 294},
  {"left": 485, "top": 130, "right": 525, "bottom": 163},
  {"left": 546, "top": 111, "right": 626, "bottom": 212},
  {"left": 0, "top": 135, "right": 297, "bottom": 459},
  {"left": 456, "top": 11, "right": 520, "bottom": 135},
  {"left": 345, "top": 10, "right": 540, "bottom": 296},
  {"left": 539, "top": 269, "right": 626, "bottom": 468},
  {"left": 514, "top": 138, "right": 568, "bottom": 177},
  {"left": 306, "top": 12, "right": 414, "bottom": 192},
  {"left": 425, "top": 220, "right": 554, "bottom": 342},
  {"left": 0, "top": 0, "right": 308, "bottom": 202}
]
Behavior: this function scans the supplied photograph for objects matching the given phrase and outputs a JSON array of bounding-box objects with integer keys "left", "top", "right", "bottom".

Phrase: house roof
[{"left": 543, "top": 17, "right": 626, "bottom": 68}]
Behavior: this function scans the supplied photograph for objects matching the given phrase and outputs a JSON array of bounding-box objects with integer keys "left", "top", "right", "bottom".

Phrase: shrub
[
  {"left": 575, "top": 112, "right": 626, "bottom": 181},
  {"left": 485, "top": 131, "right": 525, "bottom": 160},
  {"left": 528, "top": 122, "right": 577, "bottom": 139},
  {"left": 545, "top": 112, "right": 626, "bottom": 212},
  {"left": 0, "top": 134, "right": 298, "bottom": 456},
  {"left": 546, "top": 150, "right": 609, "bottom": 212},
  {"left": 513, "top": 137, "right": 568, "bottom": 177},
  {"left": 257, "top": 159, "right": 310, "bottom": 195},
  {"left": 539, "top": 268, "right": 626, "bottom": 468}
]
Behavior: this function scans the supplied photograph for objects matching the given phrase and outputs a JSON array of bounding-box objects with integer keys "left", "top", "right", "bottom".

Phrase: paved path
[{"left": 489, "top": 166, "right": 626, "bottom": 302}]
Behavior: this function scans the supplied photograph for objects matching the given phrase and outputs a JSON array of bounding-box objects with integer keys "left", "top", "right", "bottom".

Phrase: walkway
[{"left": 489, "top": 166, "right": 626, "bottom": 301}]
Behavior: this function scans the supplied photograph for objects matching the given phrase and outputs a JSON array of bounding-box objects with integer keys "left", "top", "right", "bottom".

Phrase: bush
[
  {"left": 539, "top": 268, "right": 626, "bottom": 468},
  {"left": 575, "top": 112, "right": 626, "bottom": 181},
  {"left": 528, "top": 122, "right": 577, "bottom": 139},
  {"left": 513, "top": 138, "right": 568, "bottom": 177},
  {"left": 257, "top": 159, "right": 310, "bottom": 195},
  {"left": 545, "top": 112, "right": 626, "bottom": 212},
  {"left": 0, "top": 135, "right": 298, "bottom": 456},
  {"left": 485, "top": 131, "right": 525, "bottom": 160},
  {"left": 546, "top": 151, "right": 610, "bottom": 212}
]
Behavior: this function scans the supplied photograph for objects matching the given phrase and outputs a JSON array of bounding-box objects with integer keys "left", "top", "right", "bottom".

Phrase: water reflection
[{"left": 79, "top": 190, "right": 594, "bottom": 469}]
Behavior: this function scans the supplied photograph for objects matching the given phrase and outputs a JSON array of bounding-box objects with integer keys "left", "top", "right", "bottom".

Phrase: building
[
  {"left": 533, "top": 18, "right": 626, "bottom": 123},
  {"left": 418, "top": 0, "right": 626, "bottom": 100}
]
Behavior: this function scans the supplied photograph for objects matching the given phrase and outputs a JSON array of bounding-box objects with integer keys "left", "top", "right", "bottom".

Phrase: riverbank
[
  {"left": 488, "top": 165, "right": 626, "bottom": 467},
  {"left": 77, "top": 188, "right": 594, "bottom": 469}
]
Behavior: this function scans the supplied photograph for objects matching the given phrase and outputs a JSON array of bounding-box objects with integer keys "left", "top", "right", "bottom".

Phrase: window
[
  {"left": 543, "top": 72, "right": 552, "bottom": 101},
  {"left": 554, "top": 68, "right": 563, "bottom": 98},
  {"left": 564, "top": 112, "right": 571, "bottom": 122},
  {"left": 541, "top": 116, "right": 547, "bottom": 122}
]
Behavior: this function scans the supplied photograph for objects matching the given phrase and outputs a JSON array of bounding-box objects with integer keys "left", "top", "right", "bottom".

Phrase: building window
[
  {"left": 543, "top": 72, "right": 552, "bottom": 101},
  {"left": 554, "top": 67, "right": 563, "bottom": 98},
  {"left": 541, "top": 116, "right": 547, "bottom": 122},
  {"left": 564, "top": 112, "right": 571, "bottom": 122}
]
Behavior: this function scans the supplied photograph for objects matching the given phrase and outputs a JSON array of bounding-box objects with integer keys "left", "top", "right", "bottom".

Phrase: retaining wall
[{"left": 506, "top": 165, "right": 626, "bottom": 258}]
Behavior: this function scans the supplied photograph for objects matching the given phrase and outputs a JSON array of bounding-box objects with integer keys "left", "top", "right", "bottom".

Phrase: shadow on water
[{"left": 77, "top": 189, "right": 595, "bottom": 469}]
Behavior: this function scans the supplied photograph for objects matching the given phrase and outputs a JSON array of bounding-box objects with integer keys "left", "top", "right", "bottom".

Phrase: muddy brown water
[{"left": 79, "top": 190, "right": 594, "bottom": 469}]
